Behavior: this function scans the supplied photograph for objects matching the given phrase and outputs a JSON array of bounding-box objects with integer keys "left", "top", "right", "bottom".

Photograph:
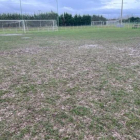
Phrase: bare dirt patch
[
  {"left": 79, "top": 44, "right": 102, "bottom": 49},
  {"left": 22, "top": 37, "right": 31, "bottom": 39},
  {"left": 0, "top": 34, "right": 22, "bottom": 36},
  {"left": 0, "top": 47, "right": 44, "bottom": 56}
]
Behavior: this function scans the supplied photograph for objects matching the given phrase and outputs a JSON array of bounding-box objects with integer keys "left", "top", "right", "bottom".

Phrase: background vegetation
[
  {"left": 0, "top": 12, "right": 106, "bottom": 26},
  {"left": 0, "top": 12, "right": 139, "bottom": 26}
]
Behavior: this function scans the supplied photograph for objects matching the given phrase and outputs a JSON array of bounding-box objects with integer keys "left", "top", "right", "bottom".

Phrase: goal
[
  {"left": 91, "top": 20, "right": 121, "bottom": 27},
  {"left": 0, "top": 20, "right": 26, "bottom": 33},
  {"left": 0, "top": 20, "right": 58, "bottom": 34},
  {"left": 25, "top": 20, "right": 58, "bottom": 32},
  {"left": 91, "top": 21, "right": 106, "bottom": 26},
  {"left": 106, "top": 20, "right": 120, "bottom": 26}
]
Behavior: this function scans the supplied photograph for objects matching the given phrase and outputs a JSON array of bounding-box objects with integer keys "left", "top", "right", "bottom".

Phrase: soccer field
[{"left": 0, "top": 27, "right": 140, "bottom": 139}]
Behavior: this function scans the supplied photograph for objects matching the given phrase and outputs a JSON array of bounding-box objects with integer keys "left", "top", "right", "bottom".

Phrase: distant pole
[
  {"left": 20, "top": 0, "right": 23, "bottom": 20},
  {"left": 20, "top": 0, "right": 26, "bottom": 33},
  {"left": 121, "top": 0, "right": 123, "bottom": 25},
  {"left": 38, "top": 10, "right": 41, "bottom": 27},
  {"left": 38, "top": 10, "right": 41, "bottom": 16},
  {"left": 56, "top": 0, "right": 59, "bottom": 27}
]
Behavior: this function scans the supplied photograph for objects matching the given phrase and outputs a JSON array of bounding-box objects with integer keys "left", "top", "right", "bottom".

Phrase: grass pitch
[{"left": 0, "top": 27, "right": 140, "bottom": 140}]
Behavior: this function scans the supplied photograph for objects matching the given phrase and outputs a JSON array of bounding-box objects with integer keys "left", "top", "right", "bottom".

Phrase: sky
[{"left": 0, "top": 0, "right": 140, "bottom": 18}]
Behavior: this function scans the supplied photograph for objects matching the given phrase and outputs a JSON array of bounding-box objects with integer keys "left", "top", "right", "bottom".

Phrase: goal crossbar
[
  {"left": 91, "top": 20, "right": 121, "bottom": 27},
  {"left": 0, "top": 20, "right": 58, "bottom": 33}
]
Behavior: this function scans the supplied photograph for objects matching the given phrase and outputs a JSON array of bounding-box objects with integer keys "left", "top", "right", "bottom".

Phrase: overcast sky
[{"left": 0, "top": 0, "right": 140, "bottom": 18}]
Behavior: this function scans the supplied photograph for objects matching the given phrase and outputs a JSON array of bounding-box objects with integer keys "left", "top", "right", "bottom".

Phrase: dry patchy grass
[{"left": 0, "top": 28, "right": 140, "bottom": 140}]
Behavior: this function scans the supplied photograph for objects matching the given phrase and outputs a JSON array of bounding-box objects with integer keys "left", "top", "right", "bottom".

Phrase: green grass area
[
  {"left": 0, "top": 26, "right": 140, "bottom": 139},
  {"left": 0, "top": 26, "right": 140, "bottom": 51}
]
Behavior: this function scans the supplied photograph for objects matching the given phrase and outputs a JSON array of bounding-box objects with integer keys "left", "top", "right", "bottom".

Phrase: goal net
[
  {"left": 106, "top": 20, "right": 120, "bottom": 26},
  {"left": 91, "top": 20, "right": 121, "bottom": 27},
  {"left": 91, "top": 21, "right": 106, "bottom": 26},
  {"left": 0, "top": 20, "right": 25, "bottom": 34},
  {"left": 0, "top": 20, "right": 58, "bottom": 34},
  {"left": 25, "top": 20, "right": 58, "bottom": 32}
]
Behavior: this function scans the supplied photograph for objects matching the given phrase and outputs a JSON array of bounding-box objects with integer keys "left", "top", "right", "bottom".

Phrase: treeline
[
  {"left": 128, "top": 17, "right": 140, "bottom": 22},
  {"left": 1, "top": 12, "right": 139, "bottom": 25},
  {"left": 59, "top": 13, "right": 106, "bottom": 26},
  {"left": 0, "top": 12, "right": 58, "bottom": 20},
  {"left": 0, "top": 12, "right": 106, "bottom": 26}
]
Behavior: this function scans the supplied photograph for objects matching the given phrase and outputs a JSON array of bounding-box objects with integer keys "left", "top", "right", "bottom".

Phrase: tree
[{"left": 0, "top": 12, "right": 107, "bottom": 26}]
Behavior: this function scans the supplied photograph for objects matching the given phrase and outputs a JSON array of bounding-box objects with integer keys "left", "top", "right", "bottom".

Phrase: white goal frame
[
  {"left": 91, "top": 21, "right": 106, "bottom": 26},
  {"left": 91, "top": 20, "right": 121, "bottom": 27},
  {"left": 0, "top": 20, "right": 58, "bottom": 34},
  {"left": 25, "top": 20, "right": 58, "bottom": 32},
  {"left": 106, "top": 20, "right": 120, "bottom": 26},
  {"left": 0, "top": 20, "right": 26, "bottom": 33}
]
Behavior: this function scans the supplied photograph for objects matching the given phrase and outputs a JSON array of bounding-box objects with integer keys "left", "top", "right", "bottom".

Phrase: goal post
[
  {"left": 106, "top": 20, "right": 120, "bottom": 26},
  {"left": 0, "top": 20, "right": 26, "bottom": 33},
  {"left": 0, "top": 20, "right": 58, "bottom": 34},
  {"left": 91, "top": 20, "right": 124, "bottom": 28},
  {"left": 91, "top": 21, "right": 106, "bottom": 26},
  {"left": 25, "top": 20, "right": 58, "bottom": 32}
]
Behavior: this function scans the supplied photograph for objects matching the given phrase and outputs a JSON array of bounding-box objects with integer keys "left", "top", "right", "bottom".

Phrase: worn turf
[{"left": 0, "top": 27, "right": 140, "bottom": 139}]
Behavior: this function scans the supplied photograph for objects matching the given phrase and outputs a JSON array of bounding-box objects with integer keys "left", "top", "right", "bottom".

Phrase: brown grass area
[{"left": 0, "top": 29, "right": 140, "bottom": 140}]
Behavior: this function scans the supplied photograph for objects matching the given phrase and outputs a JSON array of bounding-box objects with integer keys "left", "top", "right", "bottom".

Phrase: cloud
[
  {"left": 63, "top": 7, "right": 75, "bottom": 12},
  {"left": 0, "top": 0, "right": 140, "bottom": 17},
  {"left": 100, "top": 0, "right": 140, "bottom": 10},
  {"left": 0, "top": 0, "right": 56, "bottom": 14}
]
